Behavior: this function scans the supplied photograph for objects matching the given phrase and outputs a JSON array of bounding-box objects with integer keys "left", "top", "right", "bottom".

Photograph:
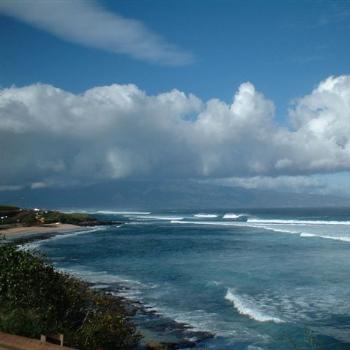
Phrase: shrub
[{"left": 0, "top": 244, "right": 141, "bottom": 349}]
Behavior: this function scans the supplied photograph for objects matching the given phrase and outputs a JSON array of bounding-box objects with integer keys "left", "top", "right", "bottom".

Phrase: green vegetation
[
  {"left": 0, "top": 205, "right": 21, "bottom": 213},
  {"left": 0, "top": 205, "right": 102, "bottom": 227},
  {"left": 0, "top": 243, "right": 141, "bottom": 349}
]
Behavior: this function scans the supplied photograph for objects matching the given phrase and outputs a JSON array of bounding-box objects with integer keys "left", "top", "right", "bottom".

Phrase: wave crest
[
  {"left": 194, "top": 214, "right": 218, "bottom": 218},
  {"left": 136, "top": 215, "right": 184, "bottom": 221},
  {"left": 248, "top": 219, "right": 350, "bottom": 225},
  {"left": 225, "top": 289, "right": 284, "bottom": 323},
  {"left": 223, "top": 213, "right": 243, "bottom": 219},
  {"left": 300, "top": 232, "right": 350, "bottom": 242}
]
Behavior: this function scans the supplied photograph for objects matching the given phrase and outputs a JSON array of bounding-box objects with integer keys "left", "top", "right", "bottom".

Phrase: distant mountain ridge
[{"left": 1, "top": 180, "right": 349, "bottom": 210}]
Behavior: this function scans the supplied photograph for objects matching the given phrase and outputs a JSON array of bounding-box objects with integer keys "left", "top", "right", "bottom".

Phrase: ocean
[{"left": 25, "top": 208, "right": 350, "bottom": 349}]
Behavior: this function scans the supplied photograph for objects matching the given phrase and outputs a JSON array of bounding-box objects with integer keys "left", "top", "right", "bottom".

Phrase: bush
[
  {"left": 0, "top": 244, "right": 141, "bottom": 349},
  {"left": 39, "top": 211, "right": 93, "bottom": 225},
  {"left": 77, "top": 311, "right": 140, "bottom": 350},
  {"left": 0, "top": 307, "right": 44, "bottom": 337}
]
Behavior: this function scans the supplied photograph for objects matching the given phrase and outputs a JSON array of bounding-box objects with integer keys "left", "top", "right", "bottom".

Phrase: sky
[{"left": 1, "top": 0, "right": 350, "bottom": 198}]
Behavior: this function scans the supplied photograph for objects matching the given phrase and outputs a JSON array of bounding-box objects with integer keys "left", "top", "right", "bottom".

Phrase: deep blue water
[{"left": 27, "top": 208, "right": 350, "bottom": 349}]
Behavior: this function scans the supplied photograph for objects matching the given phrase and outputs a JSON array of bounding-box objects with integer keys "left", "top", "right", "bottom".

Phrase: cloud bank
[
  {"left": 0, "top": 0, "right": 193, "bottom": 65},
  {"left": 1, "top": 76, "right": 350, "bottom": 190}
]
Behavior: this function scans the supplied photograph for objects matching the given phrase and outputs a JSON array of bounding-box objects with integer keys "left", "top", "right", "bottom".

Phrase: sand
[{"left": 0, "top": 223, "right": 81, "bottom": 239}]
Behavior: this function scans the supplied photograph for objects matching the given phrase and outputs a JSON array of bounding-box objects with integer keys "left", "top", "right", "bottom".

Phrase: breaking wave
[
  {"left": 225, "top": 289, "right": 284, "bottom": 323},
  {"left": 136, "top": 215, "right": 184, "bottom": 221},
  {"left": 194, "top": 214, "right": 218, "bottom": 218},
  {"left": 300, "top": 233, "right": 350, "bottom": 242},
  {"left": 171, "top": 220, "right": 243, "bottom": 226},
  {"left": 223, "top": 213, "right": 245, "bottom": 219},
  {"left": 248, "top": 219, "right": 350, "bottom": 225},
  {"left": 22, "top": 226, "right": 109, "bottom": 250}
]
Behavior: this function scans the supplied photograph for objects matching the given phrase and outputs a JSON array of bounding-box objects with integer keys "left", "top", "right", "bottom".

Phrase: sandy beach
[{"left": 0, "top": 223, "right": 81, "bottom": 239}]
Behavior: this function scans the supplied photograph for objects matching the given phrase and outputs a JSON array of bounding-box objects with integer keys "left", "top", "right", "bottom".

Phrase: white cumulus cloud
[{"left": 1, "top": 75, "right": 350, "bottom": 190}]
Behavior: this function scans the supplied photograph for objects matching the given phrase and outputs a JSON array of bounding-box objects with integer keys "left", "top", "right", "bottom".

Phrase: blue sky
[
  {"left": 1, "top": 0, "right": 350, "bottom": 198},
  {"left": 1, "top": 0, "right": 350, "bottom": 117}
]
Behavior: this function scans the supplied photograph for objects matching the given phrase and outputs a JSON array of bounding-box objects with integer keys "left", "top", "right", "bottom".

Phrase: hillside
[{"left": 0, "top": 206, "right": 117, "bottom": 229}]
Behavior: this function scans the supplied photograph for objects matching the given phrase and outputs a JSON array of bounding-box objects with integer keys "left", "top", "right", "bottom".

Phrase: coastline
[
  {"left": 93, "top": 284, "right": 214, "bottom": 349},
  {"left": 4, "top": 226, "right": 214, "bottom": 349},
  {"left": 0, "top": 223, "right": 83, "bottom": 240}
]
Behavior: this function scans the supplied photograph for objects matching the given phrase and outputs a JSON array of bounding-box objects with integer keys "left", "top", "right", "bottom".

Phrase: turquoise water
[{"left": 29, "top": 208, "right": 350, "bottom": 349}]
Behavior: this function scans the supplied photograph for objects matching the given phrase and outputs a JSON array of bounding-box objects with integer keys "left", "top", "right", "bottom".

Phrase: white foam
[
  {"left": 300, "top": 233, "right": 316, "bottom": 238},
  {"left": 223, "top": 213, "right": 244, "bottom": 219},
  {"left": 248, "top": 219, "right": 350, "bottom": 225},
  {"left": 136, "top": 215, "right": 184, "bottom": 221},
  {"left": 225, "top": 289, "right": 284, "bottom": 323},
  {"left": 194, "top": 214, "right": 218, "bottom": 218},
  {"left": 21, "top": 226, "right": 109, "bottom": 250},
  {"left": 252, "top": 226, "right": 301, "bottom": 235},
  {"left": 48, "top": 226, "right": 108, "bottom": 241},
  {"left": 300, "top": 233, "right": 350, "bottom": 242},
  {"left": 58, "top": 266, "right": 146, "bottom": 288},
  {"left": 171, "top": 220, "right": 244, "bottom": 226},
  {"left": 170, "top": 219, "right": 350, "bottom": 244},
  {"left": 145, "top": 304, "right": 248, "bottom": 338},
  {"left": 20, "top": 241, "right": 42, "bottom": 251}
]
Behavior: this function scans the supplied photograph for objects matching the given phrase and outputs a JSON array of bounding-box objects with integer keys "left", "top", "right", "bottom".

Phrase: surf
[
  {"left": 225, "top": 289, "right": 284, "bottom": 323},
  {"left": 194, "top": 213, "right": 218, "bottom": 218},
  {"left": 248, "top": 219, "right": 350, "bottom": 225}
]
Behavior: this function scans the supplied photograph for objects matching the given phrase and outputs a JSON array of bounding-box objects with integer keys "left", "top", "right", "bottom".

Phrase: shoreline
[
  {"left": 0, "top": 223, "right": 83, "bottom": 240},
  {"left": 5, "top": 227, "right": 214, "bottom": 349},
  {"left": 92, "top": 284, "right": 214, "bottom": 349}
]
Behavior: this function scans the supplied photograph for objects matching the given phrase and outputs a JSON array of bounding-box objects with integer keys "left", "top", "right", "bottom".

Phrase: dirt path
[{"left": 0, "top": 331, "right": 76, "bottom": 350}]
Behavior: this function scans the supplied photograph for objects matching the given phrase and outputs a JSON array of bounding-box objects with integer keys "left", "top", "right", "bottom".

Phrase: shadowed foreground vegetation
[{"left": 0, "top": 243, "right": 141, "bottom": 349}]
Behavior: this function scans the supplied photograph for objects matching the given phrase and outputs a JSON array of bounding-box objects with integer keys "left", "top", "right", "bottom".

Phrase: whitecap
[
  {"left": 21, "top": 226, "right": 110, "bottom": 250},
  {"left": 300, "top": 232, "right": 350, "bottom": 242},
  {"left": 170, "top": 219, "right": 350, "bottom": 244},
  {"left": 194, "top": 213, "right": 218, "bottom": 218},
  {"left": 171, "top": 220, "right": 241, "bottom": 226},
  {"left": 225, "top": 289, "right": 284, "bottom": 323},
  {"left": 300, "top": 233, "right": 316, "bottom": 238},
  {"left": 223, "top": 213, "right": 244, "bottom": 219},
  {"left": 136, "top": 215, "right": 184, "bottom": 221},
  {"left": 248, "top": 219, "right": 350, "bottom": 225}
]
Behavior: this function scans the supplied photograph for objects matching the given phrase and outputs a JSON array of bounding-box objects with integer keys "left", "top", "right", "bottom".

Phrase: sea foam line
[
  {"left": 171, "top": 219, "right": 350, "bottom": 243},
  {"left": 194, "top": 214, "right": 218, "bottom": 218},
  {"left": 300, "top": 233, "right": 350, "bottom": 242},
  {"left": 225, "top": 289, "right": 284, "bottom": 323},
  {"left": 136, "top": 215, "right": 184, "bottom": 221},
  {"left": 60, "top": 267, "right": 142, "bottom": 285},
  {"left": 171, "top": 220, "right": 245, "bottom": 226},
  {"left": 248, "top": 219, "right": 350, "bottom": 225},
  {"left": 22, "top": 226, "right": 109, "bottom": 250}
]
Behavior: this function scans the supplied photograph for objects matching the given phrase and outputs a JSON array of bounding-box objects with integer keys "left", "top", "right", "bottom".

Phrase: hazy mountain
[{"left": 1, "top": 180, "right": 349, "bottom": 210}]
